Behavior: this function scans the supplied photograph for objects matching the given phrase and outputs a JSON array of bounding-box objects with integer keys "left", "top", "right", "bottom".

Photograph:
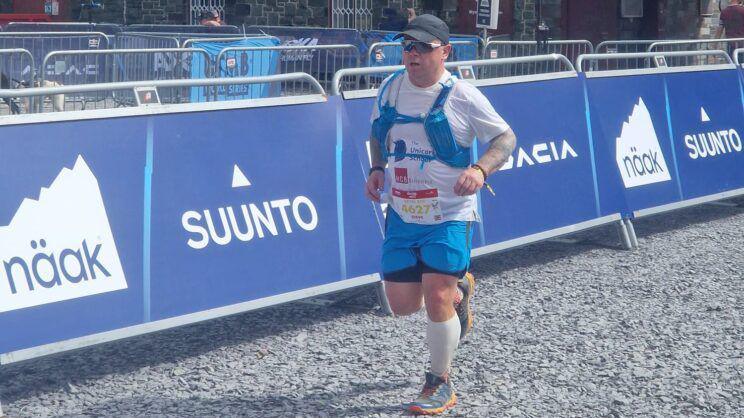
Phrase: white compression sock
[{"left": 426, "top": 314, "right": 461, "bottom": 377}]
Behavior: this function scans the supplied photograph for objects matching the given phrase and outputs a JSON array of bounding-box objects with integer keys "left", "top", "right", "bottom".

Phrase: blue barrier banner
[
  {"left": 365, "top": 32, "right": 401, "bottom": 67},
  {"left": 0, "top": 118, "right": 146, "bottom": 354},
  {"left": 335, "top": 95, "right": 385, "bottom": 276},
  {"left": 450, "top": 36, "right": 480, "bottom": 61},
  {"left": 190, "top": 37, "right": 280, "bottom": 102},
  {"left": 335, "top": 96, "right": 384, "bottom": 277},
  {"left": 0, "top": 34, "right": 107, "bottom": 85},
  {"left": 248, "top": 26, "right": 365, "bottom": 78},
  {"left": 250, "top": 26, "right": 367, "bottom": 54},
  {"left": 477, "top": 77, "right": 601, "bottom": 245},
  {"left": 335, "top": 77, "right": 603, "bottom": 252},
  {"left": 664, "top": 69, "right": 744, "bottom": 198},
  {"left": 148, "top": 100, "right": 351, "bottom": 320},
  {"left": 583, "top": 73, "right": 682, "bottom": 216}
]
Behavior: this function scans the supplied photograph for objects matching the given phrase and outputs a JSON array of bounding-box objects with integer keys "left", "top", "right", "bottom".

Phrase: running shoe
[
  {"left": 455, "top": 272, "right": 475, "bottom": 341},
  {"left": 406, "top": 372, "right": 457, "bottom": 415}
]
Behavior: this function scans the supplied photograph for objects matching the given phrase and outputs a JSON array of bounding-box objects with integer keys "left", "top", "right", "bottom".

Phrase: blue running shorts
[{"left": 382, "top": 209, "right": 473, "bottom": 282}]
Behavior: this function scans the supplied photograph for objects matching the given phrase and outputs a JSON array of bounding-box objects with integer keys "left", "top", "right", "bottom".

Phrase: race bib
[{"left": 391, "top": 187, "right": 443, "bottom": 224}]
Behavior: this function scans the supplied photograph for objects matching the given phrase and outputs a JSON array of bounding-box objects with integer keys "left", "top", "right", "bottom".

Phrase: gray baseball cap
[{"left": 393, "top": 14, "right": 450, "bottom": 44}]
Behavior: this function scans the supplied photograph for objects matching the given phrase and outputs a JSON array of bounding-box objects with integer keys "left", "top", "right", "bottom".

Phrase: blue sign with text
[
  {"left": 478, "top": 76, "right": 600, "bottom": 244},
  {"left": 190, "top": 37, "right": 280, "bottom": 102},
  {"left": 4, "top": 67, "right": 744, "bottom": 362},
  {"left": 664, "top": 69, "right": 744, "bottom": 199},
  {"left": 583, "top": 73, "right": 681, "bottom": 215},
  {"left": 0, "top": 118, "right": 146, "bottom": 354},
  {"left": 149, "top": 101, "right": 343, "bottom": 320}
]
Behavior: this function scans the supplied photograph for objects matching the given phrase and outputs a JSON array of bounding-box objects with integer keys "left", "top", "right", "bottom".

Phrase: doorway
[{"left": 562, "top": 0, "right": 618, "bottom": 44}]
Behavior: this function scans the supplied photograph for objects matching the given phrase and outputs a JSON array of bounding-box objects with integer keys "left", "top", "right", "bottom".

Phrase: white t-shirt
[{"left": 370, "top": 70, "right": 510, "bottom": 224}]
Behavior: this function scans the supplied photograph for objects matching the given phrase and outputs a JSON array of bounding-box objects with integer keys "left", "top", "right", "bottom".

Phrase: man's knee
[
  {"left": 422, "top": 273, "right": 458, "bottom": 321},
  {"left": 424, "top": 286, "right": 453, "bottom": 308},
  {"left": 384, "top": 281, "right": 424, "bottom": 316},
  {"left": 389, "top": 299, "right": 423, "bottom": 316}
]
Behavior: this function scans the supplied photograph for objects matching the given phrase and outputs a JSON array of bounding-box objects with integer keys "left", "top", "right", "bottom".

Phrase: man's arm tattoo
[
  {"left": 369, "top": 135, "right": 387, "bottom": 168},
  {"left": 475, "top": 128, "right": 517, "bottom": 174}
]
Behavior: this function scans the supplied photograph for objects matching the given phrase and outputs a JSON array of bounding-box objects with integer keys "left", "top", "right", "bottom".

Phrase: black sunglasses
[{"left": 402, "top": 39, "right": 443, "bottom": 53}]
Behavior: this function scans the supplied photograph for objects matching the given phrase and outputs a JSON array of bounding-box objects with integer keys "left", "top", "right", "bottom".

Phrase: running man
[{"left": 364, "top": 14, "right": 516, "bottom": 415}]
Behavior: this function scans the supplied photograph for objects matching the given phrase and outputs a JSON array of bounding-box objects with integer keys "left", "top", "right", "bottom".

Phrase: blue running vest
[{"left": 371, "top": 70, "right": 471, "bottom": 168}]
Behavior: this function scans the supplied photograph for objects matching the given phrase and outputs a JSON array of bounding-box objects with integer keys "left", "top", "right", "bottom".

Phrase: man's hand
[
  {"left": 365, "top": 170, "right": 385, "bottom": 202},
  {"left": 454, "top": 167, "right": 484, "bottom": 196}
]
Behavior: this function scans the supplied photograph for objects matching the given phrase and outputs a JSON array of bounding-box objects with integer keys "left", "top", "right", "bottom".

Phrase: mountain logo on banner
[
  {"left": 232, "top": 165, "right": 251, "bottom": 188},
  {"left": 0, "top": 155, "right": 128, "bottom": 313},
  {"left": 700, "top": 107, "right": 711, "bottom": 122},
  {"left": 615, "top": 97, "right": 671, "bottom": 188}
]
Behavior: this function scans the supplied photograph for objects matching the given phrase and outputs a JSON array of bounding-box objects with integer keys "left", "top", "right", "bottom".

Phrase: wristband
[
  {"left": 471, "top": 164, "right": 496, "bottom": 196},
  {"left": 471, "top": 164, "right": 488, "bottom": 180},
  {"left": 369, "top": 166, "right": 384, "bottom": 176}
]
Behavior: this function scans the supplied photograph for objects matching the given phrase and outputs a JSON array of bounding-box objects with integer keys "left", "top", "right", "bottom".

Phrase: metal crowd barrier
[
  {"left": 735, "top": 48, "right": 744, "bottom": 66},
  {"left": 3, "top": 22, "right": 122, "bottom": 35},
  {"left": 215, "top": 44, "right": 360, "bottom": 95},
  {"left": 0, "top": 48, "right": 34, "bottom": 83},
  {"left": 648, "top": 38, "right": 744, "bottom": 66},
  {"left": 0, "top": 49, "right": 34, "bottom": 115},
  {"left": 0, "top": 31, "right": 111, "bottom": 52},
  {"left": 124, "top": 24, "right": 242, "bottom": 35},
  {"left": 576, "top": 50, "right": 734, "bottom": 73},
  {"left": 482, "top": 40, "right": 592, "bottom": 76},
  {"left": 596, "top": 40, "right": 657, "bottom": 54},
  {"left": 115, "top": 33, "right": 180, "bottom": 50},
  {"left": 39, "top": 48, "right": 212, "bottom": 111},
  {"left": 181, "top": 35, "right": 278, "bottom": 49},
  {"left": 366, "top": 40, "right": 479, "bottom": 67},
  {"left": 0, "top": 32, "right": 112, "bottom": 92},
  {"left": 594, "top": 40, "right": 658, "bottom": 70},
  {"left": 331, "top": 54, "right": 575, "bottom": 95},
  {"left": 0, "top": 72, "right": 324, "bottom": 115},
  {"left": 117, "top": 33, "right": 265, "bottom": 49}
]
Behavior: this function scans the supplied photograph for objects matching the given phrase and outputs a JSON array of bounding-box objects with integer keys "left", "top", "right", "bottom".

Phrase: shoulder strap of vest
[
  {"left": 377, "top": 69, "right": 406, "bottom": 111},
  {"left": 430, "top": 76, "right": 456, "bottom": 111}
]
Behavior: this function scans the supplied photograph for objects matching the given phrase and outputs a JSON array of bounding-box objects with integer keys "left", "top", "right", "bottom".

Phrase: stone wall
[
  {"left": 84, "top": 0, "right": 727, "bottom": 42},
  {"left": 90, "top": 0, "right": 184, "bottom": 25},
  {"left": 92, "top": 0, "right": 423, "bottom": 29},
  {"left": 227, "top": 0, "right": 328, "bottom": 27},
  {"left": 661, "top": 0, "right": 721, "bottom": 39}
]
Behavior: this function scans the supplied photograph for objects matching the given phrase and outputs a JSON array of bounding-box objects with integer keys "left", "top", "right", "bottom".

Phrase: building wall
[
  {"left": 230, "top": 0, "right": 328, "bottom": 27},
  {"left": 660, "top": 0, "right": 721, "bottom": 39},
  {"left": 514, "top": 0, "right": 561, "bottom": 40},
  {"left": 90, "top": 0, "right": 725, "bottom": 42},
  {"left": 94, "top": 0, "right": 328, "bottom": 27}
]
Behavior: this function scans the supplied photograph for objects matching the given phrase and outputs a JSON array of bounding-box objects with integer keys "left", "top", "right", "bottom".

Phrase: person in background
[
  {"left": 716, "top": 0, "right": 744, "bottom": 59},
  {"left": 378, "top": 8, "right": 408, "bottom": 32},
  {"left": 717, "top": 0, "right": 744, "bottom": 38},
  {"left": 200, "top": 9, "right": 223, "bottom": 27},
  {"left": 406, "top": 8, "right": 417, "bottom": 23}
]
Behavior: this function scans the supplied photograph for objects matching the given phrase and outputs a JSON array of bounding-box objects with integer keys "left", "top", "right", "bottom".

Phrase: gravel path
[{"left": 2, "top": 199, "right": 742, "bottom": 418}]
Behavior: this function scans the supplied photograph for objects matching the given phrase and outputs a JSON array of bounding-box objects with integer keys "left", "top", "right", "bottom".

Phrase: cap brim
[{"left": 392, "top": 29, "right": 438, "bottom": 43}]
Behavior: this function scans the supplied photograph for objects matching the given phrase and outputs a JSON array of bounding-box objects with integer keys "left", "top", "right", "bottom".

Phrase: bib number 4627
[{"left": 401, "top": 204, "right": 431, "bottom": 215}]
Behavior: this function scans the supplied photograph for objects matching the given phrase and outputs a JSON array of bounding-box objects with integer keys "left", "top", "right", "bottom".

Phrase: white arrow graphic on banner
[
  {"left": 232, "top": 165, "right": 251, "bottom": 188},
  {"left": 700, "top": 107, "right": 711, "bottom": 122}
]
